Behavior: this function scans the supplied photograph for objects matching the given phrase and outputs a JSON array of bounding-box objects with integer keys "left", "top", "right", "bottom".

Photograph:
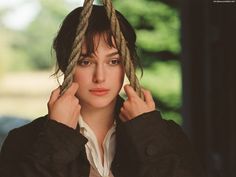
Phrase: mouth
[{"left": 89, "top": 88, "right": 110, "bottom": 96}]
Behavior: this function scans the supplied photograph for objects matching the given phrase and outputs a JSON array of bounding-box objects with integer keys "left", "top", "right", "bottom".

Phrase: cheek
[
  {"left": 112, "top": 67, "right": 125, "bottom": 86},
  {"left": 119, "top": 70, "right": 125, "bottom": 83},
  {"left": 119, "top": 66, "right": 125, "bottom": 80},
  {"left": 73, "top": 71, "right": 87, "bottom": 98},
  {"left": 73, "top": 69, "right": 87, "bottom": 84}
]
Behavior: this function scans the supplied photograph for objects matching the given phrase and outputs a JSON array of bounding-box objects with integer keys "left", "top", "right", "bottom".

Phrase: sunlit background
[
  {"left": 0, "top": 0, "right": 181, "bottom": 141},
  {"left": 1, "top": 1, "right": 235, "bottom": 176}
]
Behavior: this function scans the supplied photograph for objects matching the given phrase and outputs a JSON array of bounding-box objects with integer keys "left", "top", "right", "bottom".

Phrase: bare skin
[
  {"left": 48, "top": 83, "right": 80, "bottom": 130},
  {"left": 120, "top": 84, "right": 156, "bottom": 122},
  {"left": 47, "top": 83, "right": 155, "bottom": 164},
  {"left": 47, "top": 84, "right": 155, "bottom": 129},
  {"left": 47, "top": 34, "right": 156, "bottom": 165}
]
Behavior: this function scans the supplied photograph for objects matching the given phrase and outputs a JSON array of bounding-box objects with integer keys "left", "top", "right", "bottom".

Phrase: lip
[{"left": 89, "top": 88, "right": 110, "bottom": 96}]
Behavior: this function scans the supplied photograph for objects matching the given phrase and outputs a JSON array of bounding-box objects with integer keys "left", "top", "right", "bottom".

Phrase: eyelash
[
  {"left": 109, "top": 58, "right": 121, "bottom": 65},
  {"left": 77, "top": 59, "right": 92, "bottom": 66},
  {"left": 77, "top": 58, "right": 121, "bottom": 67}
]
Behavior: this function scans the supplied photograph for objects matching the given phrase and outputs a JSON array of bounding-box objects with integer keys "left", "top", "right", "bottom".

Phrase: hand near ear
[
  {"left": 119, "top": 84, "right": 156, "bottom": 122},
  {"left": 47, "top": 83, "right": 81, "bottom": 129}
]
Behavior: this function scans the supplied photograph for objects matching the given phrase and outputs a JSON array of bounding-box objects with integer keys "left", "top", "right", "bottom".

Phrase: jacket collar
[{"left": 114, "top": 95, "right": 124, "bottom": 124}]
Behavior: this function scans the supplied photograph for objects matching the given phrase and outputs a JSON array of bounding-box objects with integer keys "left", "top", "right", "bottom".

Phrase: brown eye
[
  {"left": 78, "top": 59, "right": 91, "bottom": 66},
  {"left": 109, "top": 59, "right": 121, "bottom": 65}
]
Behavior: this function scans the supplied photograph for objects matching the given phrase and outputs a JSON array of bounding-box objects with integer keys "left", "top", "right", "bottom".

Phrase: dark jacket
[{"left": 0, "top": 96, "right": 205, "bottom": 177}]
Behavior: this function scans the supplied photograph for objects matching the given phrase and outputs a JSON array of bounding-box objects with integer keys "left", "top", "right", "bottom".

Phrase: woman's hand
[
  {"left": 119, "top": 85, "right": 156, "bottom": 122},
  {"left": 47, "top": 83, "right": 81, "bottom": 129}
]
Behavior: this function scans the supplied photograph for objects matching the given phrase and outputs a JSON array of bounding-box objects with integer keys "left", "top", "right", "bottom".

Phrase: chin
[{"left": 81, "top": 95, "right": 117, "bottom": 109}]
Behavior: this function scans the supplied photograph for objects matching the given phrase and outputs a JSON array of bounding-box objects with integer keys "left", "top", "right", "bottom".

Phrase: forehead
[{"left": 82, "top": 32, "right": 117, "bottom": 55}]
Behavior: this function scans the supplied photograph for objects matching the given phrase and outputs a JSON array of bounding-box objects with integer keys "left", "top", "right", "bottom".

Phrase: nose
[{"left": 93, "top": 64, "right": 105, "bottom": 83}]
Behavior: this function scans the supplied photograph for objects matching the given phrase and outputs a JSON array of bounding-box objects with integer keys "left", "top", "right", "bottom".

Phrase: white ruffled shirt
[{"left": 78, "top": 116, "right": 116, "bottom": 177}]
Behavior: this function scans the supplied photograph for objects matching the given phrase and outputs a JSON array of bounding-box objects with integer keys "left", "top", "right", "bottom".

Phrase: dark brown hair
[{"left": 53, "top": 5, "right": 142, "bottom": 75}]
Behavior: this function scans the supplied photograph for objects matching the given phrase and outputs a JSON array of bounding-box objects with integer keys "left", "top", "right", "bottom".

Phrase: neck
[{"left": 80, "top": 99, "right": 117, "bottom": 136}]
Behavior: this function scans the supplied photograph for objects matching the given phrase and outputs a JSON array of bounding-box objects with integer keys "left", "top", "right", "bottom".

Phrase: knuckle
[
  {"left": 131, "top": 97, "right": 138, "bottom": 104},
  {"left": 47, "top": 102, "right": 50, "bottom": 109},
  {"left": 73, "top": 98, "right": 79, "bottom": 104},
  {"left": 151, "top": 100, "right": 156, "bottom": 106},
  {"left": 152, "top": 104, "right": 156, "bottom": 109},
  {"left": 50, "top": 91, "right": 55, "bottom": 96},
  {"left": 47, "top": 101, "right": 53, "bottom": 107},
  {"left": 76, "top": 107, "right": 81, "bottom": 113},
  {"left": 129, "top": 96, "right": 135, "bottom": 102},
  {"left": 123, "top": 101, "right": 129, "bottom": 108},
  {"left": 150, "top": 102, "right": 156, "bottom": 109},
  {"left": 64, "top": 93, "right": 71, "bottom": 98},
  {"left": 67, "top": 95, "right": 74, "bottom": 100},
  {"left": 51, "top": 89, "right": 58, "bottom": 95}
]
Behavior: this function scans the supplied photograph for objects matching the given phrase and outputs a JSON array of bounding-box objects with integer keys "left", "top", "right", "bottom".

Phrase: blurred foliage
[
  {"left": 138, "top": 61, "right": 182, "bottom": 124},
  {"left": 114, "top": 0, "right": 180, "bottom": 53},
  {"left": 14, "top": 0, "right": 68, "bottom": 70},
  {"left": 114, "top": 0, "right": 182, "bottom": 124},
  {"left": 0, "top": 0, "right": 182, "bottom": 124},
  {"left": 0, "top": 0, "right": 68, "bottom": 72}
]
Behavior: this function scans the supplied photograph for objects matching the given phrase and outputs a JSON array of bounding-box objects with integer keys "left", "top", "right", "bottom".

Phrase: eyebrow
[
  {"left": 80, "top": 53, "right": 89, "bottom": 58},
  {"left": 106, "top": 51, "right": 119, "bottom": 57},
  {"left": 80, "top": 51, "right": 119, "bottom": 58}
]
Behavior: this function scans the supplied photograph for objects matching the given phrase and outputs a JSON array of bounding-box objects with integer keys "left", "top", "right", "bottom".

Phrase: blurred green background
[{"left": 0, "top": 0, "right": 182, "bottom": 124}]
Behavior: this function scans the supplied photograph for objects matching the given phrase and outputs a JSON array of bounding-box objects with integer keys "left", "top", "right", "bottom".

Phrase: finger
[
  {"left": 124, "top": 84, "right": 138, "bottom": 99},
  {"left": 119, "top": 112, "right": 126, "bottom": 122},
  {"left": 64, "top": 82, "right": 79, "bottom": 96},
  {"left": 142, "top": 89, "right": 154, "bottom": 106},
  {"left": 74, "top": 105, "right": 81, "bottom": 117},
  {"left": 48, "top": 87, "right": 61, "bottom": 105},
  {"left": 120, "top": 107, "right": 125, "bottom": 114},
  {"left": 119, "top": 107, "right": 125, "bottom": 121}
]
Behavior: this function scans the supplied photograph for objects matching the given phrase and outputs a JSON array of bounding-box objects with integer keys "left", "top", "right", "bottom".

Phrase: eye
[
  {"left": 77, "top": 59, "right": 92, "bottom": 66},
  {"left": 109, "top": 58, "right": 121, "bottom": 65}
]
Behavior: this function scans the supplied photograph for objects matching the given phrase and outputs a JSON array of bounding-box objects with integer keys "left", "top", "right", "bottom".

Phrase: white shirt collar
[{"left": 78, "top": 115, "right": 116, "bottom": 176}]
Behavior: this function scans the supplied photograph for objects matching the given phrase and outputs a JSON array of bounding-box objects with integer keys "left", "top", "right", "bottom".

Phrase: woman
[{"left": 0, "top": 5, "right": 205, "bottom": 177}]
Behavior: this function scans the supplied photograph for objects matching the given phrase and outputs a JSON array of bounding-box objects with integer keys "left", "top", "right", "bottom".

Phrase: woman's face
[{"left": 73, "top": 34, "right": 125, "bottom": 109}]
